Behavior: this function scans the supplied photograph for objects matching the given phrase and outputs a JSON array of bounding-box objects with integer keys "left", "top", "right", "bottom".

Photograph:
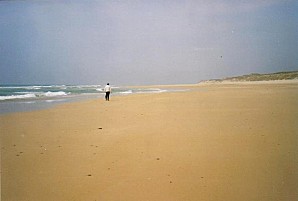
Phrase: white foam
[
  {"left": 136, "top": 88, "right": 168, "bottom": 94},
  {"left": 0, "top": 86, "right": 26, "bottom": 89},
  {"left": 25, "top": 86, "right": 42, "bottom": 90},
  {"left": 83, "top": 85, "right": 101, "bottom": 87},
  {"left": 21, "top": 85, "right": 52, "bottom": 89},
  {"left": 45, "top": 99, "right": 66, "bottom": 103},
  {"left": 44, "top": 91, "right": 67, "bottom": 97},
  {"left": 0, "top": 85, "right": 52, "bottom": 89},
  {"left": 151, "top": 89, "right": 167, "bottom": 93},
  {"left": 0, "top": 93, "right": 36, "bottom": 101},
  {"left": 15, "top": 92, "right": 31, "bottom": 94},
  {"left": 120, "top": 90, "right": 133, "bottom": 94},
  {"left": 47, "top": 85, "right": 65, "bottom": 88}
]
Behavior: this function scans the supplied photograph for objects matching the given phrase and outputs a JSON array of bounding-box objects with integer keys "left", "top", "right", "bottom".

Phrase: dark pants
[{"left": 105, "top": 92, "right": 110, "bottom": 101}]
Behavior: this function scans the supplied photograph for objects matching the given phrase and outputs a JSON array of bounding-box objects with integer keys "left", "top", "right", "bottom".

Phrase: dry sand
[{"left": 1, "top": 82, "right": 298, "bottom": 201}]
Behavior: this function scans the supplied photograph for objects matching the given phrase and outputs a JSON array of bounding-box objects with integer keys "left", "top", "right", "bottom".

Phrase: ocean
[{"left": 0, "top": 84, "right": 175, "bottom": 114}]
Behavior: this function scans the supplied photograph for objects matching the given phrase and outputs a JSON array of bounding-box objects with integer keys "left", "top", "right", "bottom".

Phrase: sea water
[{"left": 0, "top": 85, "right": 176, "bottom": 114}]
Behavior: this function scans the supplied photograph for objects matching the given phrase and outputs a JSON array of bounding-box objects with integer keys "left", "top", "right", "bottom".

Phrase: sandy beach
[{"left": 1, "top": 82, "right": 298, "bottom": 201}]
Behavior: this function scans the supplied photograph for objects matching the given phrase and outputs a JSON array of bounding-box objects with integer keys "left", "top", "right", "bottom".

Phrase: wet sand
[{"left": 1, "top": 82, "right": 298, "bottom": 201}]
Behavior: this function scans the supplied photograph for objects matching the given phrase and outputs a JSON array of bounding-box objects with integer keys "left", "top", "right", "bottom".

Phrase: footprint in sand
[{"left": 16, "top": 152, "right": 24, "bottom": 156}]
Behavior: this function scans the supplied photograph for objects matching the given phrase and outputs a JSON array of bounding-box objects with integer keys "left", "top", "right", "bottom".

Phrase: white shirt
[{"left": 104, "top": 85, "right": 111, "bottom": 92}]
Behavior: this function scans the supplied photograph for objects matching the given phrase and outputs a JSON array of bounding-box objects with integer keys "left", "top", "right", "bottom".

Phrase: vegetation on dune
[{"left": 203, "top": 71, "right": 298, "bottom": 83}]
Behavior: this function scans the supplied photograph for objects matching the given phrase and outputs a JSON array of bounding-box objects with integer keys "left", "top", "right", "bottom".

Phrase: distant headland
[{"left": 201, "top": 71, "right": 298, "bottom": 83}]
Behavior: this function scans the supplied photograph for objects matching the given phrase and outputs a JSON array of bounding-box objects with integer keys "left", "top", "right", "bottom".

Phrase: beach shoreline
[
  {"left": 1, "top": 82, "right": 298, "bottom": 201},
  {"left": 1, "top": 80, "right": 297, "bottom": 115},
  {"left": 0, "top": 84, "right": 192, "bottom": 115}
]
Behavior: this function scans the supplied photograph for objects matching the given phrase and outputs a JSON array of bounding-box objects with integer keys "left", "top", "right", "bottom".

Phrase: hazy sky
[{"left": 0, "top": 0, "right": 297, "bottom": 85}]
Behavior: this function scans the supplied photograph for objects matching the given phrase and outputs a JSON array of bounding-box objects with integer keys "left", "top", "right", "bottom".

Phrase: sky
[{"left": 0, "top": 0, "right": 297, "bottom": 86}]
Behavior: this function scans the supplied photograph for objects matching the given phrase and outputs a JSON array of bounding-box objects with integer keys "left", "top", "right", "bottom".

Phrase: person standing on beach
[{"left": 104, "top": 83, "right": 111, "bottom": 101}]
